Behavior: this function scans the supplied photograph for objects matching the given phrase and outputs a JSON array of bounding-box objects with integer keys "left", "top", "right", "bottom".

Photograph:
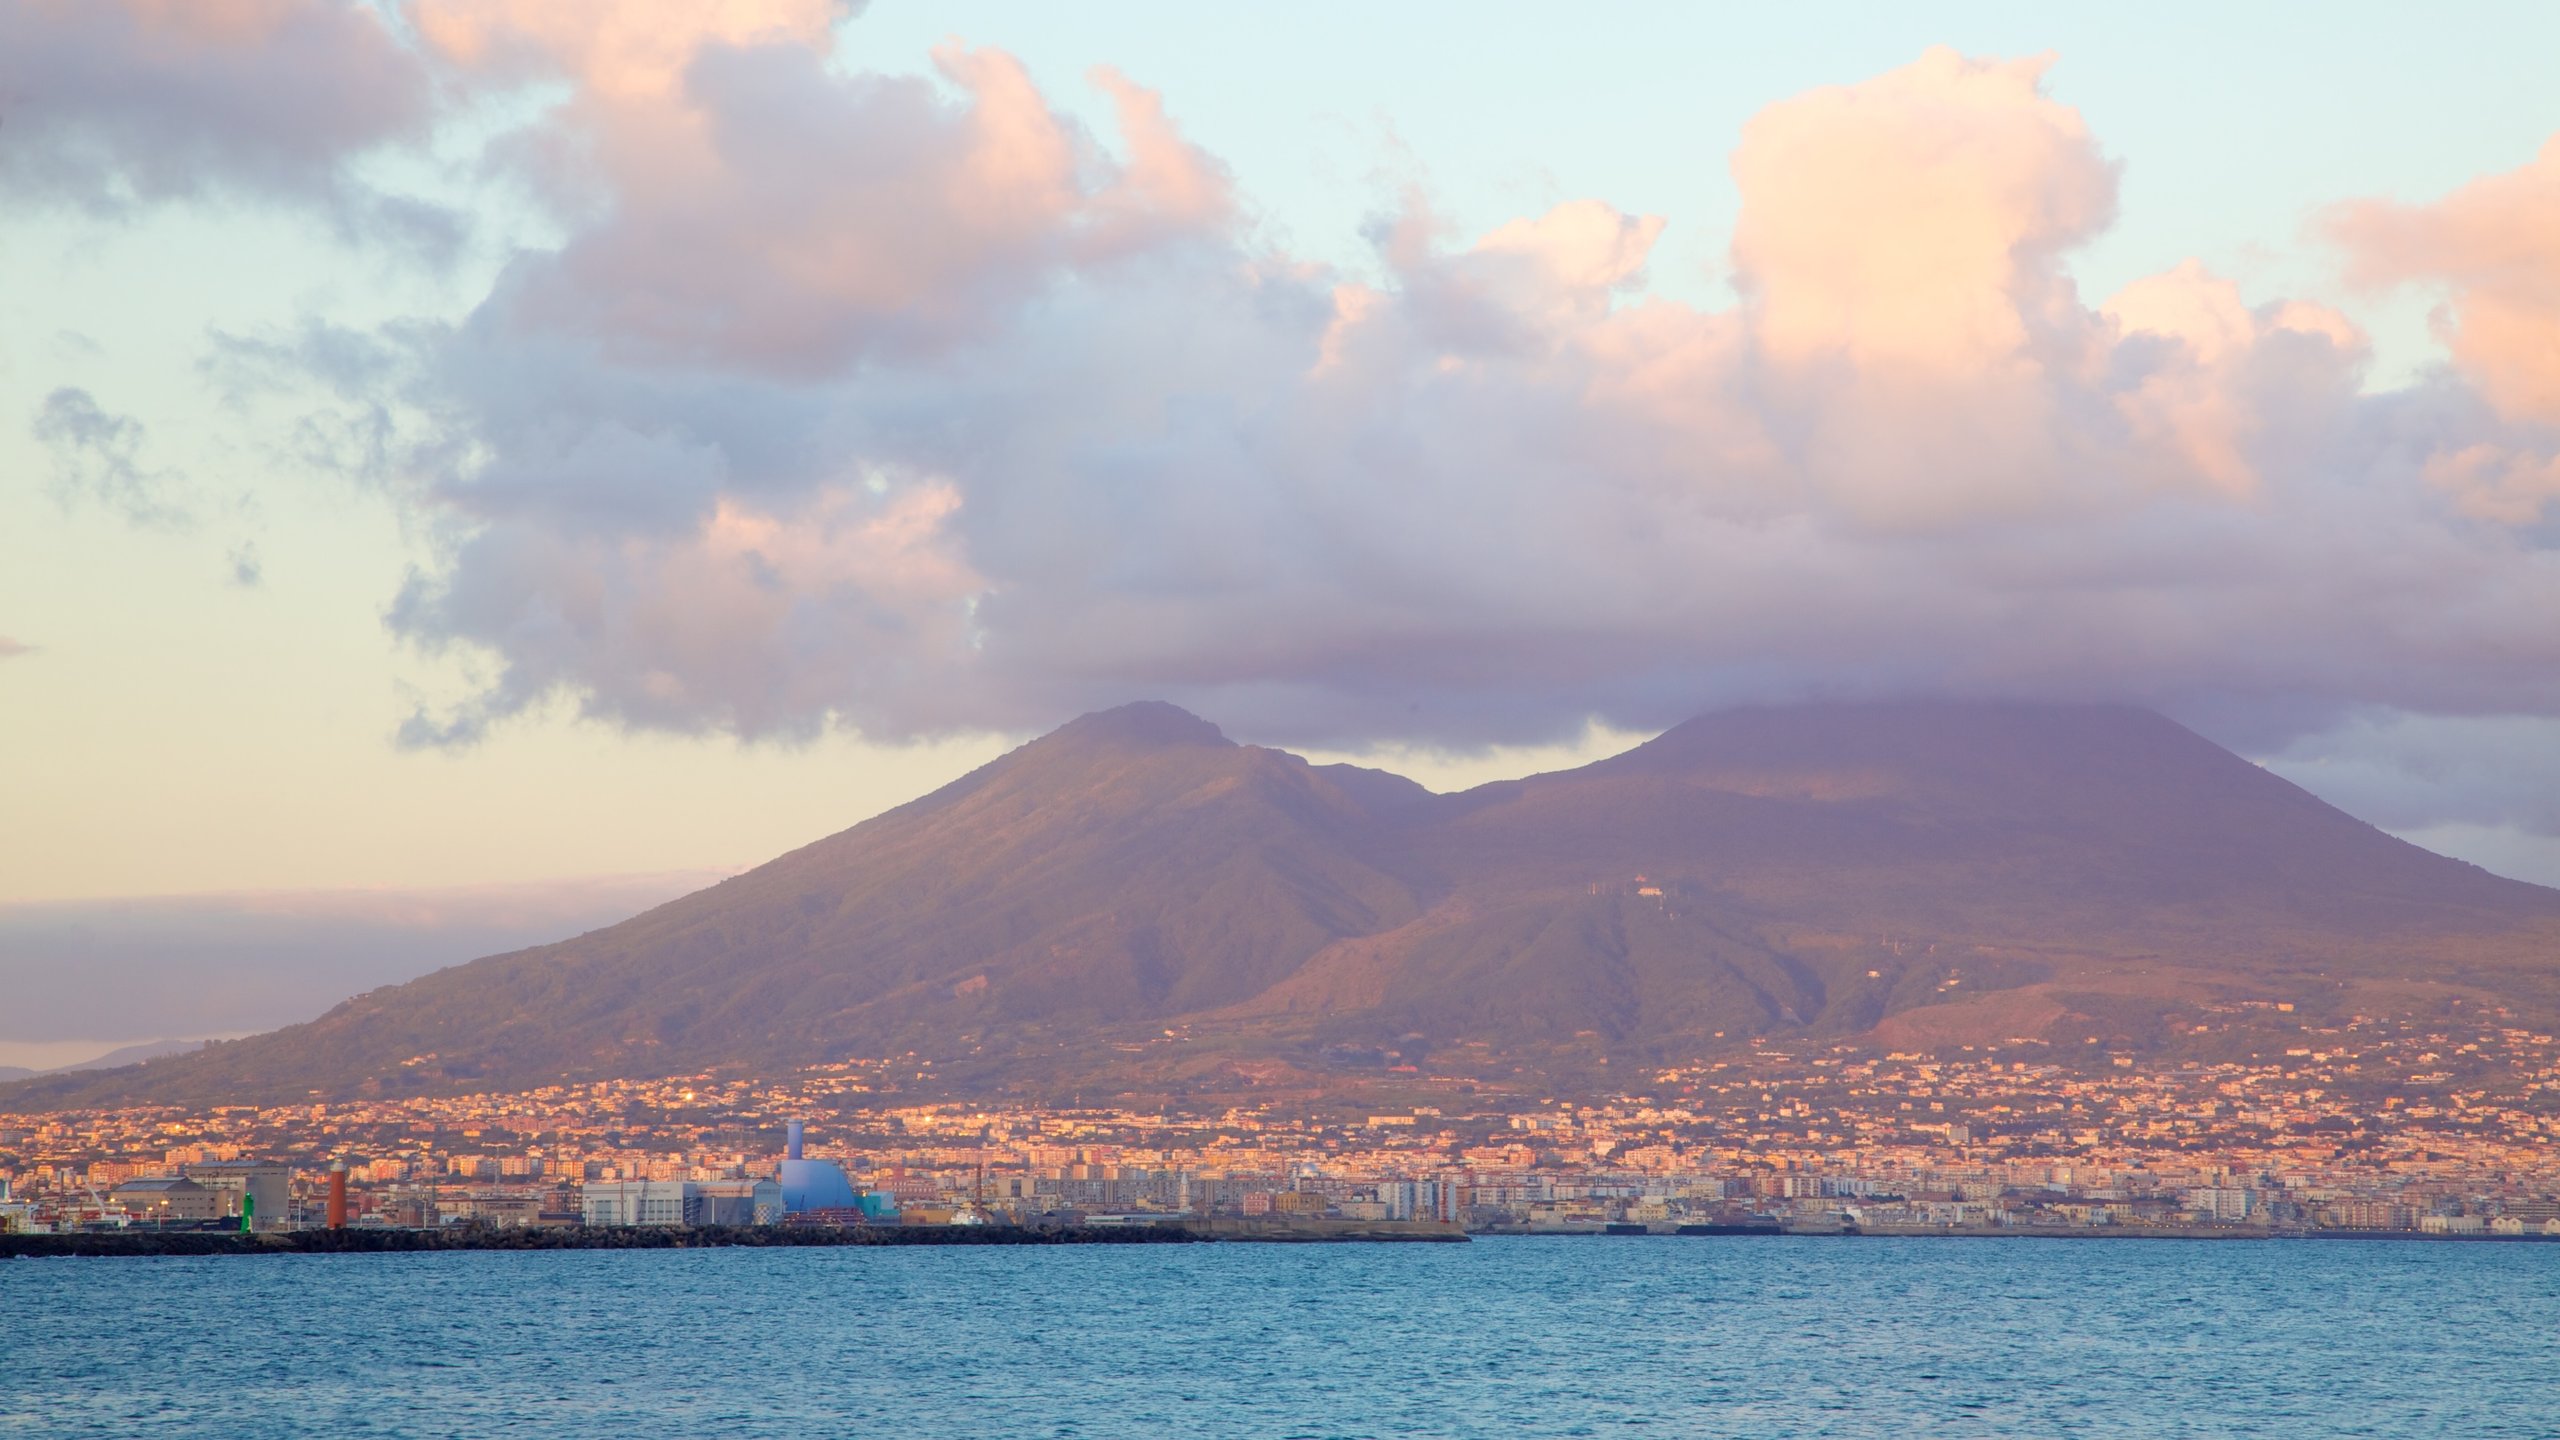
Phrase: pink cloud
[
  {"left": 1730, "top": 48, "right": 2115, "bottom": 373},
  {"left": 467, "top": 33, "right": 1238, "bottom": 375},
  {"left": 1473, "top": 201, "right": 1666, "bottom": 298},
  {"left": 1083, "top": 66, "right": 1239, "bottom": 255},
  {"left": 2330, "top": 136, "right": 2560, "bottom": 428},
  {"left": 409, "top": 0, "right": 851, "bottom": 99},
  {"left": 1718, "top": 48, "right": 2131, "bottom": 523},
  {"left": 2425, "top": 444, "right": 2560, "bottom": 525},
  {"left": 2100, "top": 261, "right": 2367, "bottom": 497}
]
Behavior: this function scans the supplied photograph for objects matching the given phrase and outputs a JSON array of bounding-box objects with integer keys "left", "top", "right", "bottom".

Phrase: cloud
[
  {"left": 2328, "top": 136, "right": 2560, "bottom": 526},
  {"left": 2330, "top": 136, "right": 2560, "bottom": 428},
  {"left": 37, "top": 24, "right": 2558, "bottom": 765},
  {"left": 390, "top": 480, "right": 985, "bottom": 745},
  {"left": 2265, "top": 711, "right": 2560, "bottom": 887},
  {"left": 31, "top": 387, "right": 191, "bottom": 529},
  {"left": 1708, "top": 51, "right": 2115, "bottom": 524},
  {"left": 451, "top": 35, "right": 1240, "bottom": 376},
  {"left": 0, "top": 0, "right": 446, "bottom": 247},
  {"left": 408, "top": 0, "right": 856, "bottom": 101},
  {"left": 0, "top": 637, "right": 34, "bottom": 660},
  {"left": 2268, "top": 712, "right": 2560, "bottom": 839}
]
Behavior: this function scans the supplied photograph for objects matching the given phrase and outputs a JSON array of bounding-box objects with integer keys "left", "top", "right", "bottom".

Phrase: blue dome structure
[{"left": 777, "top": 1119, "right": 861, "bottom": 1214}]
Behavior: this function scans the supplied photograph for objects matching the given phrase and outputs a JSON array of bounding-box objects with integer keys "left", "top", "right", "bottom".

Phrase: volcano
[{"left": 14, "top": 700, "right": 2559, "bottom": 1108}]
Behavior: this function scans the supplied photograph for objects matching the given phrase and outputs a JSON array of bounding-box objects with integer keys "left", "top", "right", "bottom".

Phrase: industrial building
[
  {"left": 581, "top": 1179, "right": 782, "bottom": 1227},
  {"left": 777, "top": 1119, "right": 894, "bottom": 1218},
  {"left": 107, "top": 1176, "right": 225, "bottom": 1222},
  {"left": 188, "top": 1162, "right": 293, "bottom": 1231}
]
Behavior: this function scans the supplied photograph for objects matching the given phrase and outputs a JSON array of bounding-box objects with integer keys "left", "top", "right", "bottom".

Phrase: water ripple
[{"left": 4, "top": 1238, "right": 2556, "bottom": 1437}]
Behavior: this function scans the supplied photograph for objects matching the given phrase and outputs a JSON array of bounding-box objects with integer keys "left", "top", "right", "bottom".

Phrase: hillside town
[{"left": 9, "top": 1015, "right": 2560, "bottom": 1240}]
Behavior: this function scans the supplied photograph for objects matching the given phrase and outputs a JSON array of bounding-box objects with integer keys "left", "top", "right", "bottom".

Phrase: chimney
[{"left": 786, "top": 1119, "right": 804, "bottom": 1162}]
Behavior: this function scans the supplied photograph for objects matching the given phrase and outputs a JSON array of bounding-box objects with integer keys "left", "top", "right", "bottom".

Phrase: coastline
[
  {"left": 0, "top": 1224, "right": 1196, "bottom": 1258},
  {"left": 0, "top": 1216, "right": 1467, "bottom": 1258},
  {"left": 1490, "top": 1221, "right": 2560, "bottom": 1243},
  {"left": 14, "top": 1218, "right": 2560, "bottom": 1258}
]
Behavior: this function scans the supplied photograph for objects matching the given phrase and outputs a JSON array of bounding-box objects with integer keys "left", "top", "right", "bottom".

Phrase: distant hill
[
  {"left": 58, "top": 1039, "right": 211, "bottom": 1072},
  {"left": 0, "top": 1040, "right": 209, "bottom": 1087},
  {"left": 11, "top": 700, "right": 2559, "bottom": 1110}
]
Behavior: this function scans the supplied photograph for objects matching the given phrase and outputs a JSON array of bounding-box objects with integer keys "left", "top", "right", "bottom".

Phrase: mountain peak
[{"left": 1039, "top": 701, "right": 1231, "bottom": 752}]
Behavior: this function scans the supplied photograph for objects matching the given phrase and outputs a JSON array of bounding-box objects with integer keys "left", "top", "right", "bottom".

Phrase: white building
[
  {"left": 1375, "top": 1179, "right": 1461, "bottom": 1222},
  {"left": 581, "top": 1180, "right": 782, "bottom": 1227},
  {"left": 2187, "top": 1187, "right": 2255, "bottom": 1222},
  {"left": 583, "top": 1180, "right": 688, "bottom": 1227}
]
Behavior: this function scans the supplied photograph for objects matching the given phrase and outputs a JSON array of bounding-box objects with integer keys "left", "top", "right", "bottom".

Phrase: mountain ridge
[{"left": 8, "top": 699, "right": 2557, "bottom": 1111}]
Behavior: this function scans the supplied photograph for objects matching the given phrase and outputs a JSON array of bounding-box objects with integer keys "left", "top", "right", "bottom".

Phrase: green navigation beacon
[{"left": 240, "top": 1193, "right": 255, "bottom": 1233}]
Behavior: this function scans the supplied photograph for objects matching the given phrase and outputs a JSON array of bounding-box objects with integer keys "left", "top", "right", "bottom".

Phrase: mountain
[
  {"left": 10, "top": 700, "right": 2559, "bottom": 1109},
  {"left": 57, "top": 1039, "right": 212, "bottom": 1072},
  {"left": 0, "top": 1040, "right": 209, "bottom": 1087}
]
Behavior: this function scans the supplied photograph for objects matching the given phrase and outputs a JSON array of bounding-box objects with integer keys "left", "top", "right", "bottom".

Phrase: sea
[{"left": 6, "top": 1237, "right": 2556, "bottom": 1438}]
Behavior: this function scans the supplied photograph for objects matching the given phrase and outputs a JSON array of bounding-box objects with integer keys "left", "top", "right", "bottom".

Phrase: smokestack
[
  {"left": 787, "top": 1119, "right": 804, "bottom": 1161},
  {"left": 327, "top": 1160, "right": 348, "bottom": 1230}
]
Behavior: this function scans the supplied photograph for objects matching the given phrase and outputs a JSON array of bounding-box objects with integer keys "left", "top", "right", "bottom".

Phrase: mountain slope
[
  {"left": 1231, "top": 701, "right": 2560, "bottom": 1058},
  {"left": 10, "top": 700, "right": 2558, "bottom": 1109}
]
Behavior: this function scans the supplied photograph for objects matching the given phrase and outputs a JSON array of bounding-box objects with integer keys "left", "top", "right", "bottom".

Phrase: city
[{"left": 12, "top": 1014, "right": 2558, "bottom": 1240}]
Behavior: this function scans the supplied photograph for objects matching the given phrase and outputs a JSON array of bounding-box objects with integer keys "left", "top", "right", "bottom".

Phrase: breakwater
[
  {"left": 3, "top": 1216, "right": 1473, "bottom": 1258},
  {"left": 1, "top": 1223, "right": 1202, "bottom": 1258}
]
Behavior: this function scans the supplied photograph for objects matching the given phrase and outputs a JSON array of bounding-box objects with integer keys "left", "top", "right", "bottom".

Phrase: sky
[{"left": 3, "top": 1, "right": 2559, "bottom": 1065}]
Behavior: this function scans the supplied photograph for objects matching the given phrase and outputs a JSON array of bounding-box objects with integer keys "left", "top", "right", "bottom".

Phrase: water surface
[{"left": 6, "top": 1237, "right": 2555, "bottom": 1437}]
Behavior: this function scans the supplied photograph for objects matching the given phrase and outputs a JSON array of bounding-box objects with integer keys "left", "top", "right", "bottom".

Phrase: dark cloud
[
  {"left": 0, "top": 0, "right": 447, "bottom": 250},
  {"left": 2267, "top": 713, "right": 2560, "bottom": 839}
]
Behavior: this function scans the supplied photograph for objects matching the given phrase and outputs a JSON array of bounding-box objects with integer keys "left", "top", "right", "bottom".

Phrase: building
[
  {"left": 581, "top": 1179, "right": 781, "bottom": 1227},
  {"left": 776, "top": 1119, "right": 863, "bottom": 1214},
  {"left": 109, "top": 1176, "right": 224, "bottom": 1222},
  {"left": 583, "top": 1180, "right": 688, "bottom": 1226},
  {"left": 2187, "top": 1187, "right": 2255, "bottom": 1222},
  {"left": 0, "top": 1178, "right": 35, "bottom": 1234},
  {"left": 1375, "top": 1179, "right": 1462, "bottom": 1222},
  {"left": 693, "top": 1180, "right": 784, "bottom": 1227},
  {"left": 457, "top": 1193, "right": 544, "bottom": 1228},
  {"left": 189, "top": 1162, "right": 292, "bottom": 1231}
]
